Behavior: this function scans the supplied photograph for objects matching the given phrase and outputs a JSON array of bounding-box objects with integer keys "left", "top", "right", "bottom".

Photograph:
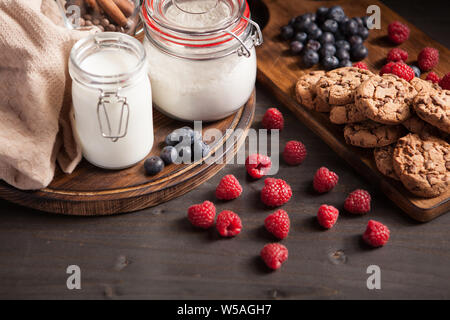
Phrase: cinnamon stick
[
  {"left": 85, "top": 0, "right": 100, "bottom": 13},
  {"left": 97, "top": 0, "right": 128, "bottom": 26},
  {"left": 112, "top": 0, "right": 134, "bottom": 17}
]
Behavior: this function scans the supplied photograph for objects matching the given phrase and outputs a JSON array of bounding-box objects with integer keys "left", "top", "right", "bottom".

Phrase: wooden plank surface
[{"left": 255, "top": 0, "right": 450, "bottom": 221}]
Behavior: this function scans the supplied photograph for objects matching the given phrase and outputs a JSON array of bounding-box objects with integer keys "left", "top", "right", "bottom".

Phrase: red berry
[
  {"left": 344, "top": 189, "right": 371, "bottom": 214},
  {"left": 216, "top": 210, "right": 242, "bottom": 237},
  {"left": 425, "top": 72, "right": 440, "bottom": 84},
  {"left": 260, "top": 243, "right": 288, "bottom": 270},
  {"left": 313, "top": 167, "right": 339, "bottom": 193},
  {"left": 418, "top": 47, "right": 439, "bottom": 72},
  {"left": 283, "top": 140, "right": 307, "bottom": 165},
  {"left": 353, "top": 62, "right": 368, "bottom": 70},
  {"left": 262, "top": 108, "right": 284, "bottom": 130},
  {"left": 261, "top": 178, "right": 292, "bottom": 207},
  {"left": 379, "top": 61, "right": 396, "bottom": 75},
  {"left": 264, "top": 209, "right": 290, "bottom": 239},
  {"left": 386, "top": 48, "right": 408, "bottom": 62},
  {"left": 187, "top": 201, "right": 216, "bottom": 229},
  {"left": 317, "top": 205, "right": 339, "bottom": 229},
  {"left": 439, "top": 73, "right": 450, "bottom": 90},
  {"left": 245, "top": 154, "right": 272, "bottom": 179},
  {"left": 363, "top": 220, "right": 390, "bottom": 247},
  {"left": 215, "top": 174, "right": 243, "bottom": 200},
  {"left": 391, "top": 62, "right": 415, "bottom": 81},
  {"left": 387, "top": 21, "right": 410, "bottom": 44}
]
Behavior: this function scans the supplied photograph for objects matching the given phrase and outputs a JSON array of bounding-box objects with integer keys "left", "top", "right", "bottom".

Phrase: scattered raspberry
[
  {"left": 317, "top": 205, "right": 339, "bottom": 229},
  {"left": 245, "top": 154, "right": 272, "bottom": 179},
  {"left": 283, "top": 140, "right": 307, "bottom": 165},
  {"left": 425, "top": 72, "right": 440, "bottom": 84},
  {"left": 418, "top": 47, "right": 439, "bottom": 71},
  {"left": 262, "top": 108, "right": 284, "bottom": 130},
  {"left": 344, "top": 189, "right": 371, "bottom": 214},
  {"left": 216, "top": 210, "right": 242, "bottom": 237},
  {"left": 391, "top": 62, "right": 415, "bottom": 81},
  {"left": 379, "top": 61, "right": 396, "bottom": 76},
  {"left": 313, "top": 167, "right": 339, "bottom": 193},
  {"left": 439, "top": 72, "right": 450, "bottom": 90},
  {"left": 264, "top": 209, "right": 290, "bottom": 239},
  {"left": 261, "top": 178, "right": 292, "bottom": 207},
  {"left": 260, "top": 243, "right": 288, "bottom": 270},
  {"left": 353, "top": 61, "right": 368, "bottom": 70},
  {"left": 387, "top": 21, "right": 410, "bottom": 44},
  {"left": 386, "top": 48, "right": 408, "bottom": 62},
  {"left": 215, "top": 174, "right": 243, "bottom": 200},
  {"left": 187, "top": 201, "right": 216, "bottom": 229},
  {"left": 363, "top": 220, "right": 390, "bottom": 247}
]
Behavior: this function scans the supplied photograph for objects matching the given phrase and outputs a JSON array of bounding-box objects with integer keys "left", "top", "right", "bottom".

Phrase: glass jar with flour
[
  {"left": 141, "top": 0, "right": 263, "bottom": 121},
  {"left": 69, "top": 32, "right": 153, "bottom": 169}
]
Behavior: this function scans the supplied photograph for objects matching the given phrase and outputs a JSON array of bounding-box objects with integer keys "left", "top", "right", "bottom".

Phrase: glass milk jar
[
  {"left": 141, "top": 0, "right": 263, "bottom": 121},
  {"left": 69, "top": 32, "right": 153, "bottom": 169}
]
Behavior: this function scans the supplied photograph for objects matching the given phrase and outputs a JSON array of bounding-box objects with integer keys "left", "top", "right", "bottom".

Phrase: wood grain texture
[
  {"left": 0, "top": 93, "right": 255, "bottom": 215},
  {"left": 256, "top": 0, "right": 450, "bottom": 221}
]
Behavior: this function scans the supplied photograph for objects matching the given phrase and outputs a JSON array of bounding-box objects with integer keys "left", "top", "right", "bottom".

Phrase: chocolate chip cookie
[
  {"left": 343, "top": 121, "right": 404, "bottom": 148},
  {"left": 313, "top": 94, "right": 331, "bottom": 112},
  {"left": 402, "top": 114, "right": 441, "bottom": 138},
  {"left": 374, "top": 145, "right": 400, "bottom": 180},
  {"left": 393, "top": 133, "right": 450, "bottom": 197},
  {"left": 410, "top": 77, "right": 436, "bottom": 93},
  {"left": 295, "top": 71, "right": 326, "bottom": 109},
  {"left": 330, "top": 103, "right": 367, "bottom": 124},
  {"left": 315, "top": 67, "right": 374, "bottom": 105},
  {"left": 413, "top": 87, "right": 450, "bottom": 134},
  {"left": 355, "top": 74, "right": 417, "bottom": 124}
]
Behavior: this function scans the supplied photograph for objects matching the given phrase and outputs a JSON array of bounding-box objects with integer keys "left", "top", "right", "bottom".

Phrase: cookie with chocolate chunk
[
  {"left": 313, "top": 94, "right": 331, "bottom": 112},
  {"left": 374, "top": 145, "right": 400, "bottom": 180},
  {"left": 295, "top": 71, "right": 326, "bottom": 109},
  {"left": 402, "top": 114, "right": 441, "bottom": 138},
  {"left": 413, "top": 87, "right": 450, "bottom": 134},
  {"left": 330, "top": 103, "right": 367, "bottom": 124},
  {"left": 343, "top": 121, "right": 403, "bottom": 148}
]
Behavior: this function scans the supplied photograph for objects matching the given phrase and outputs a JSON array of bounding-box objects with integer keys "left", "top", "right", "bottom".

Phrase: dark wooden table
[{"left": 0, "top": 1, "right": 449, "bottom": 300}]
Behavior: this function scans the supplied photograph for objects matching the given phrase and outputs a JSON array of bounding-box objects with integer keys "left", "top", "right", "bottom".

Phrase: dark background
[{"left": 0, "top": 0, "right": 449, "bottom": 299}]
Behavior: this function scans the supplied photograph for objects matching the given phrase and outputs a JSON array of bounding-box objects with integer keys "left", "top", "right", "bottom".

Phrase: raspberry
[
  {"left": 261, "top": 178, "right": 292, "bottom": 207},
  {"left": 391, "top": 62, "right": 415, "bottom": 81},
  {"left": 245, "top": 154, "right": 272, "bottom": 179},
  {"left": 264, "top": 209, "right": 290, "bottom": 239},
  {"left": 216, "top": 210, "right": 242, "bottom": 237},
  {"left": 215, "top": 174, "right": 243, "bottom": 200},
  {"left": 317, "top": 205, "right": 339, "bottom": 229},
  {"left": 425, "top": 72, "right": 440, "bottom": 84},
  {"left": 379, "top": 61, "right": 396, "bottom": 76},
  {"left": 283, "top": 140, "right": 307, "bottom": 165},
  {"left": 363, "top": 220, "right": 390, "bottom": 247},
  {"left": 260, "top": 243, "right": 288, "bottom": 270},
  {"left": 262, "top": 108, "right": 284, "bottom": 130},
  {"left": 313, "top": 167, "right": 339, "bottom": 193},
  {"left": 387, "top": 21, "right": 410, "bottom": 44},
  {"left": 187, "top": 201, "right": 216, "bottom": 229},
  {"left": 386, "top": 48, "right": 408, "bottom": 62},
  {"left": 344, "top": 189, "right": 371, "bottom": 214},
  {"left": 353, "top": 61, "right": 368, "bottom": 70},
  {"left": 439, "top": 73, "right": 450, "bottom": 90},
  {"left": 418, "top": 47, "right": 439, "bottom": 71}
]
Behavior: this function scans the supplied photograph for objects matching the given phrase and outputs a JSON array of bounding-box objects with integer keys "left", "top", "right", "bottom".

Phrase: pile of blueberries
[
  {"left": 280, "top": 6, "right": 370, "bottom": 70},
  {"left": 144, "top": 127, "right": 210, "bottom": 176}
]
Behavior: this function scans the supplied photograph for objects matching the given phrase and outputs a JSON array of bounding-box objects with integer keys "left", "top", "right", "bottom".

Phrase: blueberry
[
  {"left": 301, "top": 49, "right": 319, "bottom": 67},
  {"left": 288, "top": 17, "right": 296, "bottom": 26},
  {"left": 358, "top": 26, "right": 369, "bottom": 40},
  {"left": 280, "top": 25, "right": 294, "bottom": 40},
  {"left": 410, "top": 65, "right": 421, "bottom": 77},
  {"left": 361, "top": 16, "right": 369, "bottom": 28},
  {"left": 344, "top": 19, "right": 359, "bottom": 35},
  {"left": 306, "top": 22, "right": 318, "bottom": 34},
  {"left": 316, "top": 6, "right": 329, "bottom": 23},
  {"left": 339, "top": 59, "right": 352, "bottom": 67},
  {"left": 327, "top": 5, "right": 346, "bottom": 23},
  {"left": 306, "top": 39, "right": 321, "bottom": 51},
  {"left": 348, "top": 35, "right": 363, "bottom": 47},
  {"left": 335, "top": 47, "right": 350, "bottom": 61},
  {"left": 319, "top": 43, "right": 336, "bottom": 57},
  {"left": 175, "top": 143, "right": 192, "bottom": 163},
  {"left": 192, "top": 140, "right": 210, "bottom": 161},
  {"left": 290, "top": 41, "right": 304, "bottom": 54},
  {"left": 144, "top": 156, "right": 164, "bottom": 175},
  {"left": 351, "top": 44, "right": 368, "bottom": 61},
  {"left": 354, "top": 17, "right": 364, "bottom": 27},
  {"left": 295, "top": 14, "right": 312, "bottom": 24},
  {"left": 160, "top": 146, "right": 178, "bottom": 165},
  {"left": 165, "top": 130, "right": 185, "bottom": 146},
  {"left": 322, "top": 55, "right": 340, "bottom": 70},
  {"left": 335, "top": 40, "right": 350, "bottom": 51},
  {"left": 307, "top": 12, "right": 316, "bottom": 22},
  {"left": 307, "top": 28, "right": 322, "bottom": 40},
  {"left": 333, "top": 30, "right": 346, "bottom": 41},
  {"left": 322, "top": 19, "right": 338, "bottom": 33},
  {"left": 319, "top": 32, "right": 335, "bottom": 44},
  {"left": 294, "top": 19, "right": 312, "bottom": 32},
  {"left": 294, "top": 32, "right": 308, "bottom": 43}
]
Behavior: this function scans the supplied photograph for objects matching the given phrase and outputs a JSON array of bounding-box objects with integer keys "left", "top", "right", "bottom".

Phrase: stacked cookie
[{"left": 295, "top": 67, "right": 450, "bottom": 198}]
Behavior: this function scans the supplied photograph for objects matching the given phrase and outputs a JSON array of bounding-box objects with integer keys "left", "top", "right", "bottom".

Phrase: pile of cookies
[{"left": 295, "top": 67, "right": 450, "bottom": 198}]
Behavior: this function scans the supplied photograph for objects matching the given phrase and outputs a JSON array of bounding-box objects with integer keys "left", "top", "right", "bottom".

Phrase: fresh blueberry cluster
[{"left": 280, "top": 6, "right": 370, "bottom": 70}]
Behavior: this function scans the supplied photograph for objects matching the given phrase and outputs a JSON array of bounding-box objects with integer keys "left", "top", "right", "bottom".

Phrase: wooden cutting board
[{"left": 256, "top": 0, "right": 449, "bottom": 222}]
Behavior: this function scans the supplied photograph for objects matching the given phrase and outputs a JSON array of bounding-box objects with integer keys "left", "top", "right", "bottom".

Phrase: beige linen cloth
[{"left": 0, "top": 0, "right": 92, "bottom": 190}]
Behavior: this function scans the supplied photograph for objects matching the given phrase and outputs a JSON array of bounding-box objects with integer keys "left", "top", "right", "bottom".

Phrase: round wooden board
[{"left": 0, "top": 91, "right": 255, "bottom": 215}]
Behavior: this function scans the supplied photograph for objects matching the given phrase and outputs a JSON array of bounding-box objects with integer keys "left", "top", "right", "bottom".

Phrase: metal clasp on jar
[
  {"left": 97, "top": 90, "right": 130, "bottom": 142},
  {"left": 226, "top": 16, "right": 263, "bottom": 58}
]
